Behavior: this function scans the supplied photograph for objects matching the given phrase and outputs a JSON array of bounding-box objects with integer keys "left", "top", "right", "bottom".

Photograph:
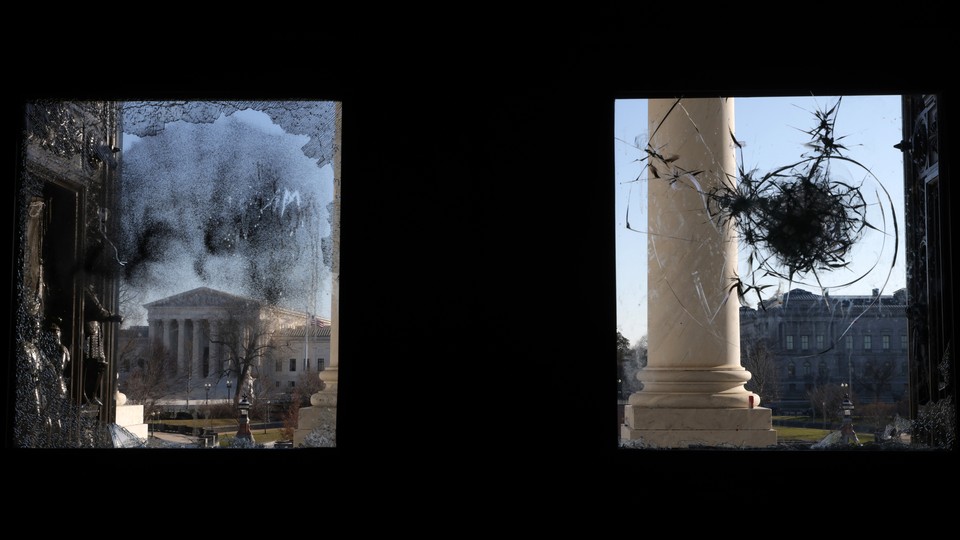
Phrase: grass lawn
[
  {"left": 775, "top": 425, "right": 875, "bottom": 443},
  {"left": 155, "top": 418, "right": 294, "bottom": 447},
  {"left": 218, "top": 428, "right": 287, "bottom": 447},
  {"left": 156, "top": 418, "right": 238, "bottom": 428}
]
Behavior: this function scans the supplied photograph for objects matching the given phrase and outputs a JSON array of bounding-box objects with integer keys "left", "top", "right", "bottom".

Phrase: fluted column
[
  {"left": 621, "top": 97, "right": 776, "bottom": 448},
  {"left": 192, "top": 319, "right": 203, "bottom": 380},
  {"left": 210, "top": 320, "right": 221, "bottom": 376},
  {"left": 150, "top": 319, "right": 162, "bottom": 354},
  {"left": 176, "top": 318, "right": 187, "bottom": 376},
  {"left": 162, "top": 319, "right": 173, "bottom": 374}
]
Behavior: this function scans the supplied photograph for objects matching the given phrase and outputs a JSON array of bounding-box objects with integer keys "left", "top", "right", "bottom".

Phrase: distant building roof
[
  {"left": 273, "top": 325, "right": 332, "bottom": 338},
  {"left": 142, "top": 286, "right": 329, "bottom": 321}
]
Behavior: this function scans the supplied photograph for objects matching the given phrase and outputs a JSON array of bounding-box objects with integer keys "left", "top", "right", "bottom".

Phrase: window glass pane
[{"left": 616, "top": 95, "right": 920, "bottom": 450}]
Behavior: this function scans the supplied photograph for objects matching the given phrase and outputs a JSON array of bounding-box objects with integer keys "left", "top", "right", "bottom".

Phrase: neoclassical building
[
  {"left": 118, "top": 287, "right": 330, "bottom": 400},
  {"left": 740, "top": 288, "right": 909, "bottom": 412}
]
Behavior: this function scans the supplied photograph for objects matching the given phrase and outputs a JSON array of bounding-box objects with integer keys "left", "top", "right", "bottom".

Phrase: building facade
[
  {"left": 741, "top": 288, "right": 909, "bottom": 413},
  {"left": 117, "top": 287, "right": 330, "bottom": 401}
]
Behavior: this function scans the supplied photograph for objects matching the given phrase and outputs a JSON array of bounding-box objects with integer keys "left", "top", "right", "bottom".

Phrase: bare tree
[
  {"left": 248, "top": 355, "right": 285, "bottom": 422},
  {"left": 856, "top": 361, "right": 896, "bottom": 406},
  {"left": 206, "top": 305, "right": 276, "bottom": 406},
  {"left": 292, "top": 368, "right": 325, "bottom": 406},
  {"left": 632, "top": 335, "right": 648, "bottom": 369},
  {"left": 123, "top": 343, "right": 185, "bottom": 416},
  {"left": 807, "top": 384, "right": 849, "bottom": 427},
  {"left": 617, "top": 334, "right": 647, "bottom": 398},
  {"left": 856, "top": 361, "right": 897, "bottom": 432},
  {"left": 117, "top": 279, "right": 146, "bottom": 328},
  {"left": 742, "top": 338, "right": 780, "bottom": 407}
]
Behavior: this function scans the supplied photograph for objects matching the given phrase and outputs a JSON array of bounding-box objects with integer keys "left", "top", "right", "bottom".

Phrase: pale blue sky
[{"left": 615, "top": 95, "right": 906, "bottom": 345}]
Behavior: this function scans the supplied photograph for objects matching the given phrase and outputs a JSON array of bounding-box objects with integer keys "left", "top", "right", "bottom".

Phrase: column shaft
[
  {"left": 162, "top": 319, "right": 172, "bottom": 373},
  {"left": 176, "top": 318, "right": 187, "bottom": 376},
  {"left": 192, "top": 319, "right": 204, "bottom": 380},
  {"left": 622, "top": 97, "right": 775, "bottom": 447}
]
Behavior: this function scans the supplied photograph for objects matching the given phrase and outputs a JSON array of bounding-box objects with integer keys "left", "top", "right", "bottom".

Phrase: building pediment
[{"left": 143, "top": 287, "right": 259, "bottom": 310}]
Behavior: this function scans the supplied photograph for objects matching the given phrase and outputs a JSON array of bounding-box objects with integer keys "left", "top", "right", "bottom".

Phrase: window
[
  {"left": 289, "top": 358, "right": 296, "bottom": 372},
  {"left": 289, "top": 381, "right": 295, "bottom": 388},
  {"left": 802, "top": 361, "right": 811, "bottom": 376},
  {"left": 901, "top": 335, "right": 908, "bottom": 350},
  {"left": 318, "top": 358, "right": 325, "bottom": 370},
  {"left": 787, "top": 362, "right": 796, "bottom": 377},
  {"left": 15, "top": 99, "right": 341, "bottom": 449},
  {"left": 275, "top": 381, "right": 280, "bottom": 388},
  {"left": 611, "top": 94, "right": 949, "bottom": 451}
]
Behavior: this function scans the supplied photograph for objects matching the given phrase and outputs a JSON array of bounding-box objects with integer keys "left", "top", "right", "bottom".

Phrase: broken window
[{"left": 617, "top": 95, "right": 953, "bottom": 450}]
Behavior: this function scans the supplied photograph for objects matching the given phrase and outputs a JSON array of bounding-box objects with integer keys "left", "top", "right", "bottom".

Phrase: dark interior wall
[{"left": 7, "top": 30, "right": 956, "bottom": 511}]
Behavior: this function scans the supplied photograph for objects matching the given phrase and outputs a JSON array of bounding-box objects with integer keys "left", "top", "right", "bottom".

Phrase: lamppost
[
  {"left": 839, "top": 382, "right": 848, "bottom": 432},
  {"left": 204, "top": 382, "right": 213, "bottom": 431},
  {"left": 226, "top": 379, "right": 232, "bottom": 402},
  {"left": 236, "top": 395, "right": 253, "bottom": 442},
  {"left": 840, "top": 393, "right": 858, "bottom": 445}
]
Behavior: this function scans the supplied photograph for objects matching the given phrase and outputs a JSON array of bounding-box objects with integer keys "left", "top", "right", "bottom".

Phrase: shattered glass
[
  {"left": 614, "top": 96, "right": 946, "bottom": 449},
  {"left": 118, "top": 101, "right": 336, "bottom": 320}
]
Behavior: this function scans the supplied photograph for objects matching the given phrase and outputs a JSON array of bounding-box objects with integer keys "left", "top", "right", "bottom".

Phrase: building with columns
[
  {"left": 117, "top": 287, "right": 330, "bottom": 401},
  {"left": 741, "top": 288, "right": 909, "bottom": 413}
]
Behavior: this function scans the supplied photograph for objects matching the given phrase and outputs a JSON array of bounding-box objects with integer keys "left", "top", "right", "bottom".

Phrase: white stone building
[{"left": 117, "top": 287, "right": 330, "bottom": 401}]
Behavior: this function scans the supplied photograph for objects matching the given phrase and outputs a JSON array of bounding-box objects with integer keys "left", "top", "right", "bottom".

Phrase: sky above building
[{"left": 119, "top": 106, "right": 334, "bottom": 327}]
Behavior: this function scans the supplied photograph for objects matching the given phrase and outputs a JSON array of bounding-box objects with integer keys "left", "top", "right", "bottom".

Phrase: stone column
[
  {"left": 621, "top": 97, "right": 776, "bottom": 448},
  {"left": 210, "top": 320, "right": 221, "bottom": 376},
  {"left": 162, "top": 318, "right": 172, "bottom": 373},
  {"left": 192, "top": 319, "right": 203, "bottom": 380},
  {"left": 150, "top": 319, "right": 162, "bottom": 354},
  {"left": 176, "top": 318, "right": 187, "bottom": 377},
  {"left": 317, "top": 100, "right": 341, "bottom": 402},
  {"left": 296, "top": 102, "right": 340, "bottom": 447}
]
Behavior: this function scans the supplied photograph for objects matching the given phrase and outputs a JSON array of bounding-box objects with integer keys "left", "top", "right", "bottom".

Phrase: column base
[
  {"left": 293, "top": 404, "right": 336, "bottom": 447},
  {"left": 621, "top": 406, "right": 777, "bottom": 448},
  {"left": 115, "top": 404, "right": 148, "bottom": 441}
]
